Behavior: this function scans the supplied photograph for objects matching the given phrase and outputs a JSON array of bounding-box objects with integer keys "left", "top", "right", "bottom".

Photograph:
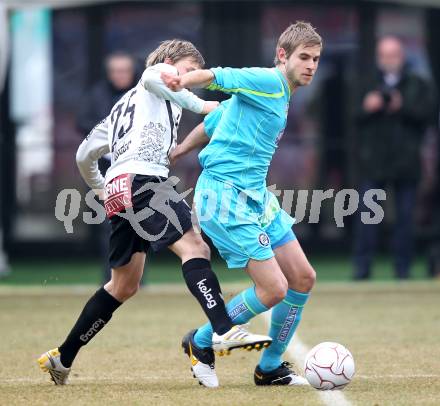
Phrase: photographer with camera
[{"left": 353, "top": 35, "right": 435, "bottom": 280}]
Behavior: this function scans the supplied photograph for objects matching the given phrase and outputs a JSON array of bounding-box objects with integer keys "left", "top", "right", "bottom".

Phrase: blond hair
[
  {"left": 274, "top": 21, "right": 322, "bottom": 65},
  {"left": 146, "top": 39, "right": 205, "bottom": 68}
]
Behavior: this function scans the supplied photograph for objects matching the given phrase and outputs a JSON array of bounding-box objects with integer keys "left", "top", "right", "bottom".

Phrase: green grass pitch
[{"left": 1, "top": 266, "right": 439, "bottom": 405}]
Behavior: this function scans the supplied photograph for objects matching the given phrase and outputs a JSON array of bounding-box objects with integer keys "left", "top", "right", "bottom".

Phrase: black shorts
[{"left": 107, "top": 174, "right": 193, "bottom": 268}]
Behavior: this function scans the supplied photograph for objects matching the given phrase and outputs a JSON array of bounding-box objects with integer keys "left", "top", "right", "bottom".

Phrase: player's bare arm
[
  {"left": 201, "top": 101, "right": 219, "bottom": 114},
  {"left": 142, "top": 65, "right": 217, "bottom": 114},
  {"left": 161, "top": 69, "right": 215, "bottom": 91},
  {"left": 169, "top": 122, "right": 209, "bottom": 165}
]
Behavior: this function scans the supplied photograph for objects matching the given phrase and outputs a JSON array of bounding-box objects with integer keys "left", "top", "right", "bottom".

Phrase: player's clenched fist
[{"left": 161, "top": 71, "right": 183, "bottom": 91}]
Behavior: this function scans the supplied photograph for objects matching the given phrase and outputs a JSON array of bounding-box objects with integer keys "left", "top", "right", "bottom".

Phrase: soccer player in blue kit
[{"left": 162, "top": 22, "right": 322, "bottom": 387}]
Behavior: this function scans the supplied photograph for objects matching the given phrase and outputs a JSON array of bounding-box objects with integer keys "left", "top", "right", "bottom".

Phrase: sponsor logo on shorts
[
  {"left": 80, "top": 318, "right": 105, "bottom": 343},
  {"left": 277, "top": 307, "right": 298, "bottom": 342},
  {"left": 228, "top": 303, "right": 248, "bottom": 321},
  {"left": 119, "top": 176, "right": 192, "bottom": 241},
  {"left": 104, "top": 174, "right": 133, "bottom": 218},
  {"left": 258, "top": 232, "right": 270, "bottom": 247},
  {"left": 196, "top": 278, "right": 217, "bottom": 309}
]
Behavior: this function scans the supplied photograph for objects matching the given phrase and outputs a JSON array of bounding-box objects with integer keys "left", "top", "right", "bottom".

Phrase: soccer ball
[{"left": 304, "top": 342, "right": 355, "bottom": 390}]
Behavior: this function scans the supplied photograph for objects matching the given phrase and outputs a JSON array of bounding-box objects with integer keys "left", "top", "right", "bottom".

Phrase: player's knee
[
  {"left": 264, "top": 278, "right": 288, "bottom": 307},
  {"left": 128, "top": 282, "right": 141, "bottom": 298},
  {"left": 302, "top": 266, "right": 316, "bottom": 291},
  {"left": 117, "top": 283, "right": 140, "bottom": 301},
  {"left": 109, "top": 278, "right": 140, "bottom": 302},
  {"left": 189, "top": 237, "right": 210, "bottom": 259},
  {"left": 198, "top": 240, "right": 211, "bottom": 258},
  {"left": 275, "top": 278, "right": 289, "bottom": 303}
]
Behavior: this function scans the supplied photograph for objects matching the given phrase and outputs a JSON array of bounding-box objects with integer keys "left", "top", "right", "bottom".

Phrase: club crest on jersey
[{"left": 258, "top": 232, "right": 270, "bottom": 247}]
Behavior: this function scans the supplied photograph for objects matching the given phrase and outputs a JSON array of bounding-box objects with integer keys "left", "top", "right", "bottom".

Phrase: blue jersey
[{"left": 199, "top": 67, "right": 290, "bottom": 196}]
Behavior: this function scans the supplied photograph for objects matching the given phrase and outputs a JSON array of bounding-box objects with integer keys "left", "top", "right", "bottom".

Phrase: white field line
[
  {"left": 263, "top": 311, "right": 352, "bottom": 406},
  {"left": 0, "top": 376, "right": 166, "bottom": 384},
  {"left": 3, "top": 373, "right": 439, "bottom": 386},
  {"left": 356, "top": 374, "right": 440, "bottom": 379}
]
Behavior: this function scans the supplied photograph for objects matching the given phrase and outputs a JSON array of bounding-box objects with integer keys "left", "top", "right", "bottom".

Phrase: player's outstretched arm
[
  {"left": 169, "top": 122, "right": 209, "bottom": 165},
  {"left": 163, "top": 67, "right": 285, "bottom": 110},
  {"left": 76, "top": 117, "right": 110, "bottom": 198},
  {"left": 142, "top": 64, "right": 214, "bottom": 114},
  {"left": 161, "top": 69, "right": 215, "bottom": 91},
  {"left": 206, "top": 67, "right": 286, "bottom": 108}
]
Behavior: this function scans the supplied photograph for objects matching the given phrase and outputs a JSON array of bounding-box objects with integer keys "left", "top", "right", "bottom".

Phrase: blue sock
[
  {"left": 258, "top": 289, "right": 309, "bottom": 372},
  {"left": 194, "top": 286, "right": 268, "bottom": 349}
]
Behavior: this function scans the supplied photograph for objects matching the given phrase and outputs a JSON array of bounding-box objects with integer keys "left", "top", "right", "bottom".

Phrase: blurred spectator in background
[
  {"left": 353, "top": 35, "right": 435, "bottom": 280},
  {"left": 77, "top": 51, "right": 137, "bottom": 283},
  {"left": 77, "top": 51, "right": 137, "bottom": 135},
  {"left": 427, "top": 111, "right": 440, "bottom": 279},
  {"left": 0, "top": 232, "right": 9, "bottom": 279}
]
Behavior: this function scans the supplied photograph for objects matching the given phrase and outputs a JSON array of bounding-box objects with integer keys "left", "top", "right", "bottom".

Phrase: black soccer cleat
[
  {"left": 181, "top": 329, "right": 218, "bottom": 388},
  {"left": 254, "top": 361, "right": 309, "bottom": 386}
]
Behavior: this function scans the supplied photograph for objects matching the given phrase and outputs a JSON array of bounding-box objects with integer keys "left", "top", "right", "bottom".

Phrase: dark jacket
[
  {"left": 76, "top": 79, "right": 136, "bottom": 135},
  {"left": 76, "top": 79, "right": 136, "bottom": 174},
  {"left": 356, "top": 67, "right": 435, "bottom": 183}
]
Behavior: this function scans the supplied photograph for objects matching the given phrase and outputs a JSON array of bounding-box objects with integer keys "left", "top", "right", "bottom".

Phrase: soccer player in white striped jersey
[{"left": 38, "top": 40, "right": 271, "bottom": 387}]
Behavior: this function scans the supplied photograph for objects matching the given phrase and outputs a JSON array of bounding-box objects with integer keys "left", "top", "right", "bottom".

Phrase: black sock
[
  {"left": 59, "top": 287, "right": 122, "bottom": 367},
  {"left": 182, "top": 258, "right": 233, "bottom": 335}
]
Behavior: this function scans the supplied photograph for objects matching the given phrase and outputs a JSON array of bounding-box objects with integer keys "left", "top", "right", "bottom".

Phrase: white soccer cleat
[
  {"left": 182, "top": 330, "right": 219, "bottom": 388},
  {"left": 38, "top": 348, "right": 71, "bottom": 385},
  {"left": 212, "top": 325, "right": 272, "bottom": 355},
  {"left": 191, "top": 358, "right": 219, "bottom": 389}
]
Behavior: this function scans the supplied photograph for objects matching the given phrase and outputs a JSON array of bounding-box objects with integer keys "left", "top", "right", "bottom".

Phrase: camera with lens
[{"left": 379, "top": 84, "right": 393, "bottom": 108}]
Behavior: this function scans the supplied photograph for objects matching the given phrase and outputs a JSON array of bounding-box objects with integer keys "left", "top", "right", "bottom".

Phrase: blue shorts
[{"left": 194, "top": 172, "right": 296, "bottom": 268}]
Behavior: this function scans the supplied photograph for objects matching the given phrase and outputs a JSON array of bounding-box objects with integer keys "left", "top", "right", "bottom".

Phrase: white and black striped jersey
[{"left": 76, "top": 63, "right": 205, "bottom": 191}]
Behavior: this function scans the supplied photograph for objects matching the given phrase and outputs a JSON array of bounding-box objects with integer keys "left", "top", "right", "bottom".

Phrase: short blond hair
[
  {"left": 274, "top": 21, "right": 323, "bottom": 65},
  {"left": 146, "top": 39, "right": 205, "bottom": 68}
]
